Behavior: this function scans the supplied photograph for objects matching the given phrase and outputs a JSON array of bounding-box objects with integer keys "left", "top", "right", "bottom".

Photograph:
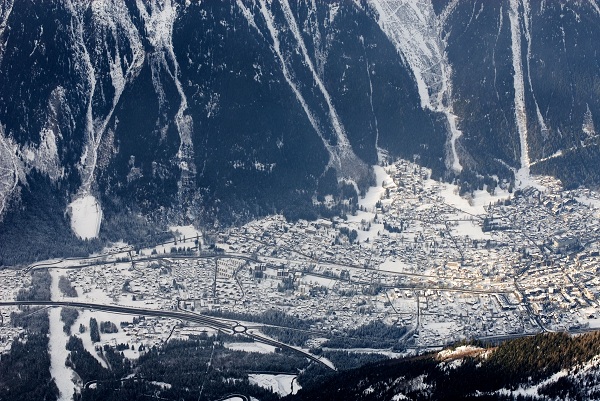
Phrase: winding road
[{"left": 0, "top": 300, "right": 335, "bottom": 371}]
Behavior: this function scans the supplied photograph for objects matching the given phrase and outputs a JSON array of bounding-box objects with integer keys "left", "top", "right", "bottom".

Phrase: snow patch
[
  {"left": 358, "top": 165, "right": 394, "bottom": 211},
  {"left": 438, "top": 183, "right": 510, "bottom": 215},
  {"left": 508, "top": 0, "right": 531, "bottom": 185},
  {"left": 170, "top": 225, "right": 202, "bottom": 239},
  {"left": 224, "top": 342, "right": 277, "bottom": 354},
  {"left": 248, "top": 374, "right": 301, "bottom": 396},
  {"left": 451, "top": 220, "right": 490, "bottom": 240},
  {"left": 69, "top": 194, "right": 103, "bottom": 240},
  {"left": 49, "top": 269, "right": 79, "bottom": 401}
]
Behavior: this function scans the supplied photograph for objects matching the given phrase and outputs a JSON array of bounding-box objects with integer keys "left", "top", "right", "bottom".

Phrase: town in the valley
[{"left": 3, "top": 158, "right": 600, "bottom": 366}]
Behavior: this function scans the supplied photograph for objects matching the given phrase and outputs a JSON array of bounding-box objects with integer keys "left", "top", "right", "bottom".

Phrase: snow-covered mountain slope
[
  {"left": 290, "top": 331, "right": 600, "bottom": 401},
  {"left": 0, "top": 0, "right": 599, "bottom": 253},
  {"left": 368, "top": 0, "right": 463, "bottom": 173},
  {"left": 370, "top": 0, "right": 600, "bottom": 189}
]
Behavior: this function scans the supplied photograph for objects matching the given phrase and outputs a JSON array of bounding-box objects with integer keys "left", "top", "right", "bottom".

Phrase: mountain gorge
[{"left": 0, "top": 0, "right": 599, "bottom": 263}]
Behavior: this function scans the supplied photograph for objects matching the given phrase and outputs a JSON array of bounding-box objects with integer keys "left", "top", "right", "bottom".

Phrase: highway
[
  {"left": 0, "top": 300, "right": 335, "bottom": 371},
  {"left": 15, "top": 238, "right": 538, "bottom": 358}
]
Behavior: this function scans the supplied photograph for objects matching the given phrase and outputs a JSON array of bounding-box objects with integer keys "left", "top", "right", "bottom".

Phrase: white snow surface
[
  {"left": 508, "top": 0, "right": 531, "bottom": 185},
  {"left": 69, "top": 194, "right": 103, "bottom": 239},
  {"left": 224, "top": 342, "right": 277, "bottom": 354},
  {"left": 451, "top": 220, "right": 489, "bottom": 240},
  {"left": 248, "top": 374, "right": 301, "bottom": 396},
  {"left": 379, "top": 258, "right": 413, "bottom": 273},
  {"left": 170, "top": 225, "right": 202, "bottom": 239},
  {"left": 68, "top": 309, "right": 145, "bottom": 365},
  {"left": 576, "top": 196, "right": 600, "bottom": 210},
  {"left": 437, "top": 182, "right": 511, "bottom": 216},
  {"left": 49, "top": 269, "right": 79, "bottom": 401},
  {"left": 358, "top": 165, "right": 394, "bottom": 211}
]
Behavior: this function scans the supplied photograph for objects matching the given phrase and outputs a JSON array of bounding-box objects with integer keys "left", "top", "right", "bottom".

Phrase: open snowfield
[
  {"left": 379, "top": 258, "right": 413, "bottom": 273},
  {"left": 451, "top": 220, "right": 490, "bottom": 240},
  {"left": 358, "top": 165, "right": 394, "bottom": 211},
  {"left": 170, "top": 225, "right": 203, "bottom": 241},
  {"left": 347, "top": 165, "right": 392, "bottom": 243},
  {"left": 49, "top": 269, "right": 79, "bottom": 401},
  {"left": 422, "top": 321, "right": 457, "bottom": 338},
  {"left": 299, "top": 275, "right": 336, "bottom": 288},
  {"left": 68, "top": 194, "right": 102, "bottom": 239},
  {"left": 248, "top": 374, "right": 300, "bottom": 396},
  {"left": 68, "top": 309, "right": 145, "bottom": 363},
  {"left": 576, "top": 195, "right": 600, "bottom": 209},
  {"left": 437, "top": 183, "right": 510, "bottom": 216},
  {"left": 224, "top": 342, "right": 277, "bottom": 354}
]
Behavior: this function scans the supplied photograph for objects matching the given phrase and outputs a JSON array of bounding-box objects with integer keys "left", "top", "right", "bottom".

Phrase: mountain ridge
[{"left": 1, "top": 0, "right": 599, "bottom": 262}]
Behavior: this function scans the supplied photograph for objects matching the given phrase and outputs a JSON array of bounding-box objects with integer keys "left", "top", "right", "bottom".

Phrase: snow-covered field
[
  {"left": 576, "top": 195, "right": 600, "bottom": 210},
  {"left": 379, "top": 258, "right": 413, "bottom": 273},
  {"left": 451, "top": 220, "right": 489, "bottom": 240},
  {"left": 423, "top": 321, "right": 457, "bottom": 339},
  {"left": 300, "top": 275, "right": 336, "bottom": 288},
  {"left": 248, "top": 374, "right": 300, "bottom": 396},
  {"left": 224, "top": 342, "right": 277, "bottom": 354},
  {"left": 169, "top": 225, "right": 203, "bottom": 240},
  {"left": 68, "top": 194, "right": 102, "bottom": 239},
  {"left": 358, "top": 165, "right": 393, "bottom": 211},
  {"left": 437, "top": 183, "right": 510, "bottom": 216},
  {"left": 49, "top": 269, "right": 79, "bottom": 401},
  {"left": 69, "top": 309, "right": 143, "bottom": 362}
]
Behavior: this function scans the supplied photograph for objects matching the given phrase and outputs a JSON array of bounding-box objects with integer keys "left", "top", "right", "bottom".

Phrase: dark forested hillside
[
  {"left": 1, "top": 0, "right": 599, "bottom": 262},
  {"left": 288, "top": 331, "right": 600, "bottom": 401}
]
